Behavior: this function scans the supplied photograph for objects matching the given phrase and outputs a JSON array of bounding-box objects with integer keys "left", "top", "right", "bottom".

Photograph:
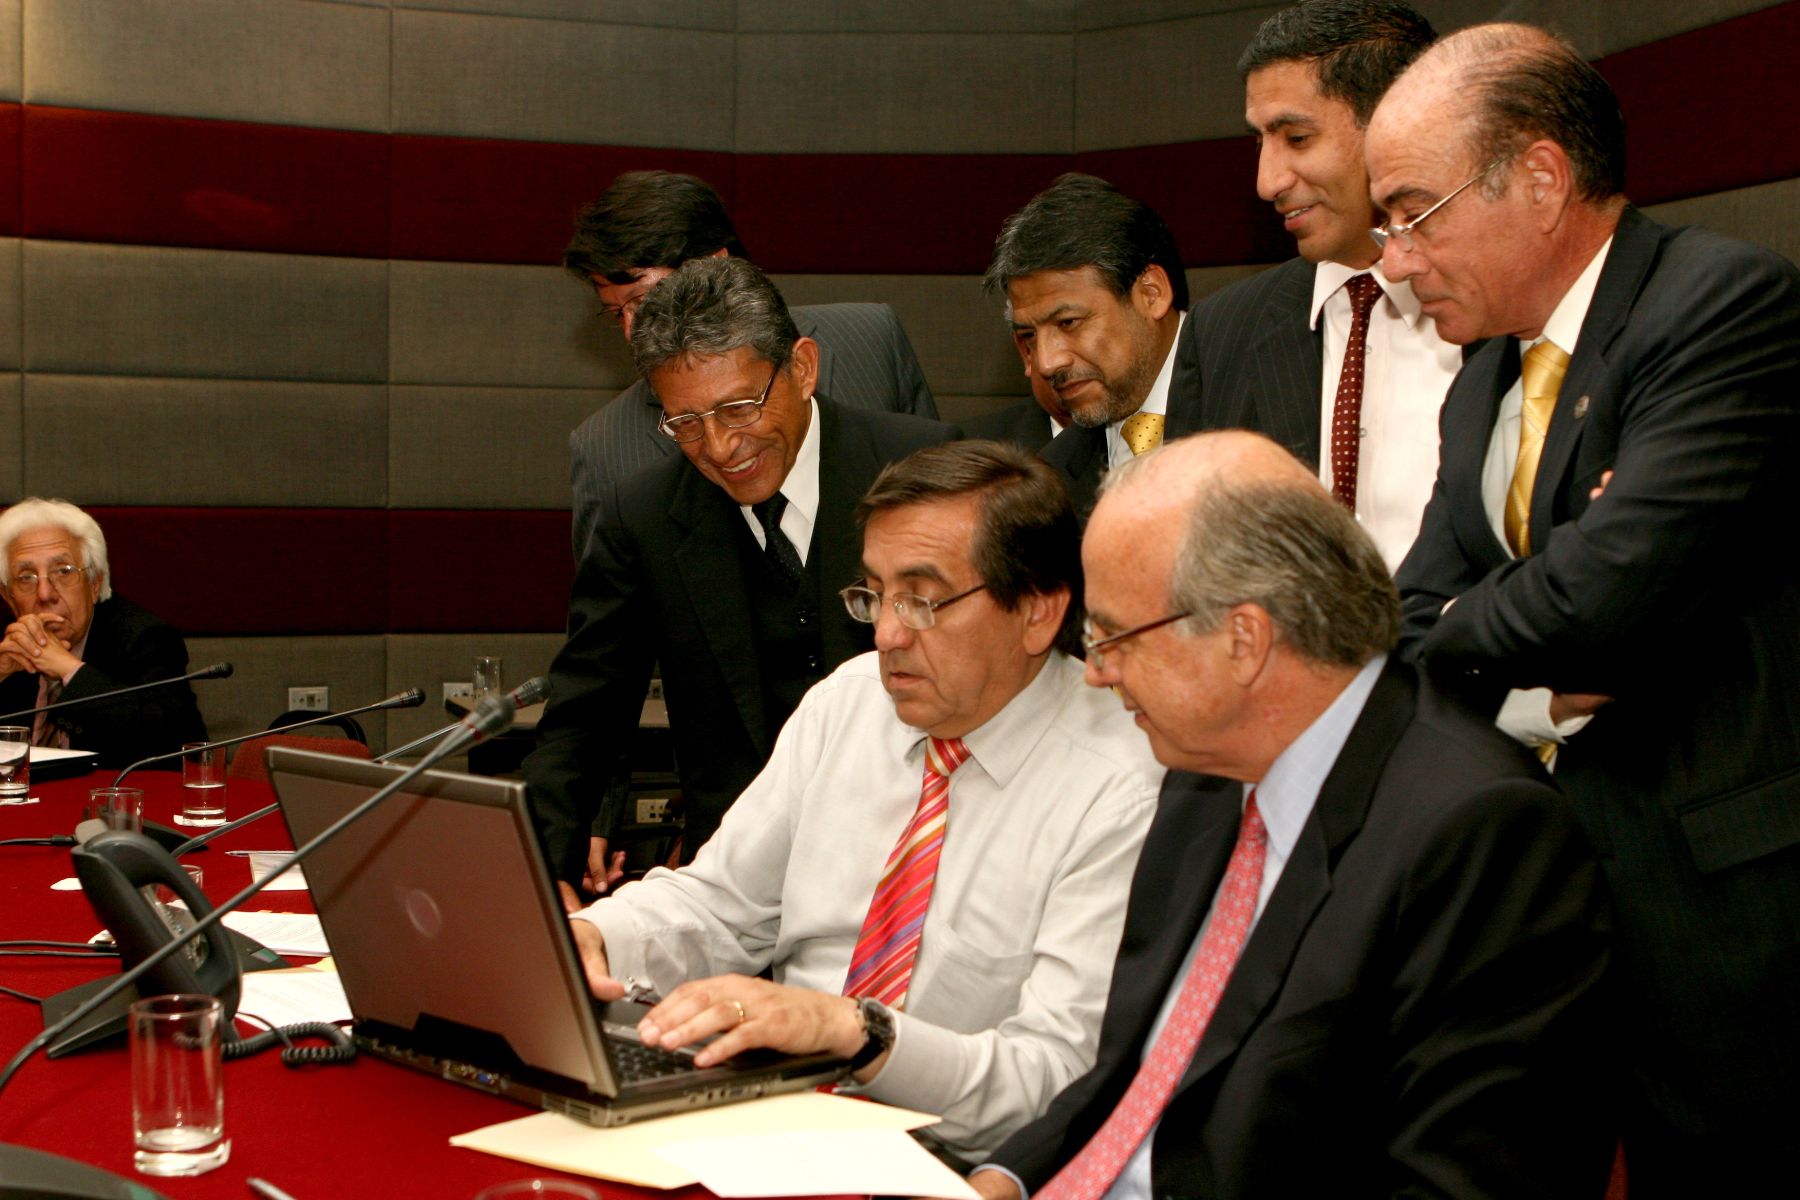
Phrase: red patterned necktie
[
  {"left": 842, "top": 736, "right": 970, "bottom": 1008},
  {"left": 1330, "top": 274, "right": 1383, "bottom": 512},
  {"left": 1034, "top": 793, "right": 1269, "bottom": 1200}
]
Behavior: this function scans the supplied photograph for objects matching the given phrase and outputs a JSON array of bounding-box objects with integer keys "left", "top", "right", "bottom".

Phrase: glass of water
[
  {"left": 0, "top": 725, "right": 29, "bottom": 799},
  {"left": 130, "top": 993, "right": 231, "bottom": 1176},
  {"left": 175, "top": 743, "right": 226, "bottom": 828}
]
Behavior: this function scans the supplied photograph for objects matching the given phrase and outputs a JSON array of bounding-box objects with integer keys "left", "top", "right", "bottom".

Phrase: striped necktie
[{"left": 842, "top": 736, "right": 970, "bottom": 1008}]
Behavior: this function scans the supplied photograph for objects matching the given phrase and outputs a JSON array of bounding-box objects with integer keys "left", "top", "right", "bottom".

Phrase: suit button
[
  {"left": 807, "top": 656, "right": 822, "bottom": 672},
  {"left": 797, "top": 612, "right": 811, "bottom": 626}
]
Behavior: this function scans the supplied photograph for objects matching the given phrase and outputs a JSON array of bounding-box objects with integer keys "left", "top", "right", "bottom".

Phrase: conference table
[{"left": 0, "top": 767, "right": 712, "bottom": 1200}]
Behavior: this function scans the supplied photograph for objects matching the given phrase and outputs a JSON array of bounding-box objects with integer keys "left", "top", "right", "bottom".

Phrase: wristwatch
[{"left": 848, "top": 996, "right": 896, "bottom": 1070}]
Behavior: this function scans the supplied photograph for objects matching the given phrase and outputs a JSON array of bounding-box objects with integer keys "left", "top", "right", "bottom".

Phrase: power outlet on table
[
  {"left": 287, "top": 686, "right": 329, "bottom": 712},
  {"left": 443, "top": 681, "right": 474, "bottom": 704}
]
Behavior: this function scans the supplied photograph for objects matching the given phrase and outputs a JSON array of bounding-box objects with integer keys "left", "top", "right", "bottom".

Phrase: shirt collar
[
  {"left": 1243, "top": 654, "right": 1386, "bottom": 861},
  {"left": 1529, "top": 235, "right": 1613, "bottom": 357},
  {"left": 905, "top": 650, "right": 1079, "bottom": 788},
  {"left": 1308, "top": 261, "right": 1425, "bottom": 331},
  {"left": 744, "top": 394, "right": 821, "bottom": 527}
]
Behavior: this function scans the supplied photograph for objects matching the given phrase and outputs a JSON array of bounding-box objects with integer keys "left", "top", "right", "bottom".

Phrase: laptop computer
[{"left": 265, "top": 746, "right": 848, "bottom": 1125}]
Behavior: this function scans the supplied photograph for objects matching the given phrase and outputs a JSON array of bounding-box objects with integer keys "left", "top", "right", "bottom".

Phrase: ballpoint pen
[{"left": 247, "top": 1177, "right": 302, "bottom": 1200}]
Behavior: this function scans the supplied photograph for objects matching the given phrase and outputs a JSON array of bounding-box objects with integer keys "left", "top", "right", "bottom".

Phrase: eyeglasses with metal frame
[
  {"left": 1368, "top": 156, "right": 1512, "bottom": 254},
  {"left": 657, "top": 364, "right": 780, "bottom": 443},
  {"left": 839, "top": 581, "right": 988, "bottom": 631},
  {"left": 1082, "top": 611, "right": 1189, "bottom": 669},
  {"left": 7, "top": 562, "right": 87, "bottom": 597}
]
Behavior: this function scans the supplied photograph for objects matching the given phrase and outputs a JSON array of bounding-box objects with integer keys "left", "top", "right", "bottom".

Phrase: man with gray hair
[
  {"left": 0, "top": 498, "right": 206, "bottom": 767},
  {"left": 973, "top": 432, "right": 1613, "bottom": 1198},
  {"left": 525, "top": 257, "right": 953, "bottom": 901}
]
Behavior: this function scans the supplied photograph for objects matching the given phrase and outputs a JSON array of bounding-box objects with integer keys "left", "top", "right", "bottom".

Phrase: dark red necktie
[{"left": 1330, "top": 274, "right": 1383, "bottom": 511}]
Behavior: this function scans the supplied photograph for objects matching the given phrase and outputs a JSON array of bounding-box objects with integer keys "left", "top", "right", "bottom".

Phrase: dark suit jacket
[
  {"left": 1044, "top": 265, "right": 1321, "bottom": 515},
  {"left": 960, "top": 401, "right": 1057, "bottom": 452},
  {"left": 568, "top": 302, "right": 938, "bottom": 558},
  {"left": 991, "top": 660, "right": 1614, "bottom": 1197},
  {"left": 0, "top": 595, "right": 206, "bottom": 769},
  {"left": 526, "top": 398, "right": 955, "bottom": 881},
  {"left": 1395, "top": 207, "right": 1800, "bottom": 1160}
]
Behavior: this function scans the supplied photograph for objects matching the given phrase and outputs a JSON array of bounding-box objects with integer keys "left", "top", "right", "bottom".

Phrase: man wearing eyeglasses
[
  {"left": 565, "top": 440, "right": 1159, "bottom": 1163},
  {"left": 526, "top": 256, "right": 954, "bottom": 903},
  {"left": 0, "top": 498, "right": 206, "bottom": 767},
  {"left": 1367, "top": 24, "right": 1800, "bottom": 1189}
]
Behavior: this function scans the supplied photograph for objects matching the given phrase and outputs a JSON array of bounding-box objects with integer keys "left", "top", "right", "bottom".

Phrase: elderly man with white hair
[{"left": 0, "top": 497, "right": 206, "bottom": 767}]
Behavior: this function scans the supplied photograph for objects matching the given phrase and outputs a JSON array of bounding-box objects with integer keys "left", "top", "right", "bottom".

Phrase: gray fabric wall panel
[
  {"left": 0, "top": 0, "right": 20, "bottom": 102},
  {"left": 1595, "top": 0, "right": 1786, "bottom": 54},
  {"left": 383, "top": 632, "right": 562, "bottom": 760},
  {"left": 734, "top": 33, "right": 1074, "bottom": 154},
  {"left": 186, "top": 634, "right": 389, "bottom": 748},
  {"left": 1075, "top": 7, "right": 1278, "bottom": 151},
  {"left": 1644, "top": 178, "right": 1800, "bottom": 268},
  {"left": 936, "top": 393, "right": 1041, "bottom": 426},
  {"left": 389, "top": 261, "right": 628, "bottom": 389},
  {"left": 25, "top": 0, "right": 391, "bottom": 130},
  {"left": 0, "top": 239, "right": 20, "bottom": 371},
  {"left": 389, "top": 384, "right": 612, "bottom": 509},
  {"left": 1188, "top": 263, "right": 1275, "bottom": 303},
  {"left": 740, "top": 2, "right": 1074, "bottom": 34},
  {"left": 392, "top": 8, "right": 734, "bottom": 147},
  {"left": 396, "top": 0, "right": 734, "bottom": 28},
  {"left": 0, "top": 374, "right": 20, "bottom": 501},
  {"left": 22, "top": 375, "right": 388, "bottom": 507},
  {"left": 23, "top": 243, "right": 389, "bottom": 383}
]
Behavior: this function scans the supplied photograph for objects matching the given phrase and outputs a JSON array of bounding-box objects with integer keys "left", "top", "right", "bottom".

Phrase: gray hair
[
  {"left": 1103, "top": 454, "right": 1397, "bottom": 667},
  {"left": 629, "top": 255, "right": 801, "bottom": 378},
  {"left": 0, "top": 497, "right": 113, "bottom": 601}
]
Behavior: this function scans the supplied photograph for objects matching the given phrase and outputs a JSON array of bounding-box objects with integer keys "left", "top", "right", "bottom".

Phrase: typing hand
[
  {"left": 567, "top": 917, "right": 625, "bottom": 1001},
  {"left": 637, "top": 976, "right": 865, "bottom": 1071}
]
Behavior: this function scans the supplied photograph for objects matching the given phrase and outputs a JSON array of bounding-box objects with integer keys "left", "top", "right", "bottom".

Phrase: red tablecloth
[{"left": 0, "top": 769, "right": 709, "bottom": 1200}]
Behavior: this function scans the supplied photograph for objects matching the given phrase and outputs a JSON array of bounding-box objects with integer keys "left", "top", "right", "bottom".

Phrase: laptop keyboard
[{"left": 611, "top": 1037, "right": 702, "bottom": 1083}]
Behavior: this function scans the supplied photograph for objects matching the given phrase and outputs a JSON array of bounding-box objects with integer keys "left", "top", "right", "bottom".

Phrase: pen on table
[
  {"left": 225, "top": 850, "right": 287, "bottom": 857},
  {"left": 248, "top": 1178, "right": 302, "bottom": 1200}
]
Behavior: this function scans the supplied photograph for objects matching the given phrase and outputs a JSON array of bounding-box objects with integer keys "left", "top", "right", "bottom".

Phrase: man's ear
[
  {"left": 1520, "top": 139, "right": 1574, "bottom": 232},
  {"left": 1021, "top": 588, "right": 1072, "bottom": 657},
  {"left": 787, "top": 336, "right": 822, "bottom": 398},
  {"left": 707, "top": 246, "right": 730, "bottom": 259},
  {"left": 1131, "top": 264, "right": 1176, "bottom": 323},
  {"left": 1225, "top": 603, "right": 1275, "bottom": 684}
]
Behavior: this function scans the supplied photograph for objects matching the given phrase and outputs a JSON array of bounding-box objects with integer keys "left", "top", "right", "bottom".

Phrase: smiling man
[
  {"left": 525, "top": 257, "right": 953, "bottom": 899},
  {"left": 970, "top": 432, "right": 1613, "bottom": 1199},
  {"left": 566, "top": 440, "right": 1160, "bottom": 1164},
  {"left": 1165, "top": 0, "right": 1455, "bottom": 571},
  {"left": 0, "top": 498, "right": 206, "bottom": 767}
]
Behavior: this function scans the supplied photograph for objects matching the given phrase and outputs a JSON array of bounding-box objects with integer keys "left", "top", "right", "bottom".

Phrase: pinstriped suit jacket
[
  {"left": 568, "top": 302, "right": 937, "bottom": 558},
  {"left": 1044, "top": 257, "right": 1321, "bottom": 516}
]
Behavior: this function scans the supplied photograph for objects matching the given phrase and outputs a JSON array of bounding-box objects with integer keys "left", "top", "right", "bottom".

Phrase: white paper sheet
[
  {"left": 236, "top": 965, "right": 352, "bottom": 1027},
  {"left": 241, "top": 852, "right": 308, "bottom": 891},
  {"left": 221, "top": 910, "right": 330, "bottom": 957},
  {"left": 656, "top": 1128, "right": 980, "bottom": 1198}
]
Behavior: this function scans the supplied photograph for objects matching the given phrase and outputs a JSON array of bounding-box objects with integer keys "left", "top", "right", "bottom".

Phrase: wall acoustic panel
[
  {"left": 0, "top": 1, "right": 18, "bottom": 103},
  {"left": 390, "top": 259, "right": 628, "bottom": 389},
  {"left": 184, "top": 634, "right": 389, "bottom": 748},
  {"left": 1643, "top": 177, "right": 1800, "bottom": 267},
  {"left": 1074, "top": 7, "right": 1278, "bottom": 151},
  {"left": 383, "top": 630, "right": 564, "bottom": 760},
  {"left": 740, "top": 1, "right": 1074, "bottom": 34},
  {"left": 23, "top": 106, "right": 390, "bottom": 257},
  {"left": 386, "top": 510, "right": 573, "bottom": 634},
  {"left": 392, "top": 8, "right": 735, "bottom": 149},
  {"left": 388, "top": 384, "right": 613, "bottom": 509},
  {"left": 23, "top": 375, "right": 388, "bottom": 507},
  {"left": 25, "top": 0, "right": 391, "bottom": 131},
  {"left": 23, "top": 241, "right": 388, "bottom": 382},
  {"left": 0, "top": 104, "right": 18, "bottom": 236},
  {"left": 736, "top": 33, "right": 1073, "bottom": 155},
  {"left": 1595, "top": 0, "right": 1788, "bottom": 55},
  {"left": 396, "top": 0, "right": 734, "bottom": 28},
  {"left": 0, "top": 371, "right": 19, "bottom": 498},
  {"left": 0, "top": 236, "right": 17, "bottom": 368}
]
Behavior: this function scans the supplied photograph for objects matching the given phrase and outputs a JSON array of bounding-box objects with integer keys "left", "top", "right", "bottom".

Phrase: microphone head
[
  {"left": 197, "top": 661, "right": 234, "bottom": 679},
  {"left": 508, "top": 676, "right": 551, "bottom": 708},
  {"left": 465, "top": 692, "right": 519, "bottom": 739},
  {"left": 386, "top": 688, "right": 426, "bottom": 709}
]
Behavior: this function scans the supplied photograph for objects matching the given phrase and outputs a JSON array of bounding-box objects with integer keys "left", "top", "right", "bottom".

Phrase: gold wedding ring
[{"left": 727, "top": 999, "right": 747, "bottom": 1027}]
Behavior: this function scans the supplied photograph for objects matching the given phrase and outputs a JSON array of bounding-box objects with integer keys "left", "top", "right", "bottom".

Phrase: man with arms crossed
[
  {"left": 972, "top": 433, "right": 1612, "bottom": 1198},
  {"left": 569, "top": 442, "right": 1161, "bottom": 1163},
  {"left": 1369, "top": 23, "right": 1800, "bottom": 1189}
]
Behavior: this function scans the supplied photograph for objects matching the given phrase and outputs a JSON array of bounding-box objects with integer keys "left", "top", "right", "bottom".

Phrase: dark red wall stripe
[
  {"left": 0, "top": 3, "right": 1791, "bottom": 274},
  {"left": 94, "top": 507, "right": 573, "bottom": 638}
]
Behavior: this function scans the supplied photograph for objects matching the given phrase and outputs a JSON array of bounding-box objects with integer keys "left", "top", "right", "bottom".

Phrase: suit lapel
[
  {"left": 1179, "top": 662, "right": 1418, "bottom": 1091},
  {"left": 669, "top": 466, "right": 770, "bottom": 756},
  {"left": 1528, "top": 208, "right": 1656, "bottom": 549},
  {"left": 1446, "top": 339, "right": 1517, "bottom": 570},
  {"left": 809, "top": 400, "right": 867, "bottom": 665},
  {"left": 1250, "top": 261, "right": 1324, "bottom": 465}
]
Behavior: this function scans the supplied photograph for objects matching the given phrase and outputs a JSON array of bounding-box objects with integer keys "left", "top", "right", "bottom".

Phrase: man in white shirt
[
  {"left": 1176, "top": 0, "right": 1459, "bottom": 572},
  {"left": 985, "top": 174, "right": 1189, "bottom": 516},
  {"left": 972, "top": 431, "right": 1612, "bottom": 1199},
  {"left": 568, "top": 441, "right": 1161, "bottom": 1163},
  {"left": 1369, "top": 23, "right": 1800, "bottom": 1191}
]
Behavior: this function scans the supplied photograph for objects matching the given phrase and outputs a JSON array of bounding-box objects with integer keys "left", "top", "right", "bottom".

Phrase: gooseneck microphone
[
  {"left": 374, "top": 675, "right": 551, "bottom": 763},
  {"left": 0, "top": 694, "right": 524, "bottom": 1099},
  {"left": 107, "top": 688, "right": 425, "bottom": 789},
  {"left": 0, "top": 661, "right": 233, "bottom": 723}
]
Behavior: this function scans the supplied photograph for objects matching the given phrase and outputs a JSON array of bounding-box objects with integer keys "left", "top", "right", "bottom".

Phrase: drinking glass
[
  {"left": 130, "top": 994, "right": 231, "bottom": 1177},
  {"left": 473, "top": 656, "right": 504, "bottom": 702},
  {"left": 175, "top": 742, "right": 227, "bottom": 828},
  {"left": 0, "top": 725, "right": 29, "bottom": 798}
]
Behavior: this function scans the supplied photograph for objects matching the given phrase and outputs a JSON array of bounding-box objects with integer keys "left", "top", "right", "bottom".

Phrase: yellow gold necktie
[
  {"left": 1504, "top": 339, "right": 1569, "bottom": 557},
  {"left": 1120, "top": 411, "right": 1165, "bottom": 457}
]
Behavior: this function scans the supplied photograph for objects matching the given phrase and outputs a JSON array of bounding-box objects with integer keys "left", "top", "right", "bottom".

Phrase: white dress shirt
[
  {"left": 1479, "top": 238, "right": 1613, "bottom": 750},
  {"left": 1104, "top": 312, "right": 1187, "bottom": 469},
  {"left": 575, "top": 650, "right": 1162, "bottom": 1161},
  {"left": 736, "top": 394, "right": 820, "bottom": 562},
  {"left": 1312, "top": 265, "right": 1463, "bottom": 572}
]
